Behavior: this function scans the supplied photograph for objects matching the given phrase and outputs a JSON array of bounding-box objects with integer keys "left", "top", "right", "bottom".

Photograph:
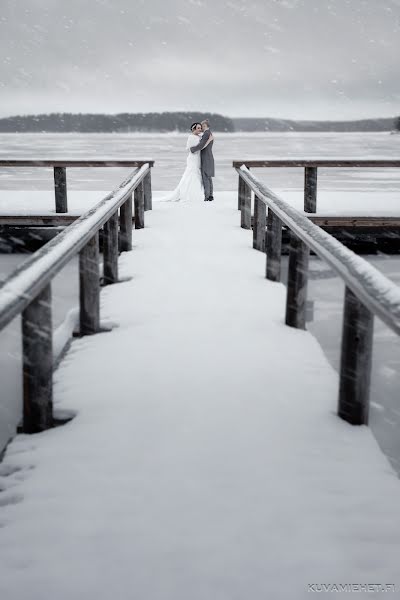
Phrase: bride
[{"left": 164, "top": 122, "right": 214, "bottom": 202}]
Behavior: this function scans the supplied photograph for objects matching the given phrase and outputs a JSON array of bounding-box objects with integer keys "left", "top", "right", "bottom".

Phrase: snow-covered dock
[{"left": 1, "top": 194, "right": 400, "bottom": 598}]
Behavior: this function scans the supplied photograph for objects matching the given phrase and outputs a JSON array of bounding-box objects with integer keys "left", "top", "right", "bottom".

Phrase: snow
[
  {"left": 1, "top": 195, "right": 400, "bottom": 598},
  {"left": 0, "top": 165, "right": 148, "bottom": 328}
]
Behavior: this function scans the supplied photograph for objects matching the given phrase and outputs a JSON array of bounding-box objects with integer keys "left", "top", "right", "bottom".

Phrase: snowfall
[
  {"left": 1, "top": 191, "right": 400, "bottom": 599},
  {"left": 1, "top": 132, "right": 400, "bottom": 598}
]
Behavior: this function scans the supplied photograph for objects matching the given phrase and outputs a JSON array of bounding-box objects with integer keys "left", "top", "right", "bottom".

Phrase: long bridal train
[{"left": 159, "top": 133, "right": 204, "bottom": 203}]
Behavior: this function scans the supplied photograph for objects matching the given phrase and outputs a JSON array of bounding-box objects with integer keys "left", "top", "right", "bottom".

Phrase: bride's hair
[{"left": 190, "top": 122, "right": 201, "bottom": 131}]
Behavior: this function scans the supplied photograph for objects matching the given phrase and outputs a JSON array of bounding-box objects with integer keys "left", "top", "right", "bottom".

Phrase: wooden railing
[
  {"left": 0, "top": 160, "right": 155, "bottom": 213},
  {"left": 235, "top": 165, "right": 400, "bottom": 427},
  {"left": 233, "top": 159, "right": 400, "bottom": 214},
  {"left": 0, "top": 163, "right": 152, "bottom": 435}
]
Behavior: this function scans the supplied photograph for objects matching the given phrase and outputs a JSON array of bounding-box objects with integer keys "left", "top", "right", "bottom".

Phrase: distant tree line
[
  {"left": 0, "top": 112, "right": 235, "bottom": 133},
  {"left": 0, "top": 112, "right": 397, "bottom": 133}
]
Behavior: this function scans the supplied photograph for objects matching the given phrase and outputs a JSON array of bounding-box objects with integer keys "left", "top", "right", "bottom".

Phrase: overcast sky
[{"left": 1, "top": 0, "right": 399, "bottom": 120}]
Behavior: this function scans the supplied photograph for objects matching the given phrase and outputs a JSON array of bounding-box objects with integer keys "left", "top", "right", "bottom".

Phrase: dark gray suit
[{"left": 190, "top": 129, "right": 214, "bottom": 199}]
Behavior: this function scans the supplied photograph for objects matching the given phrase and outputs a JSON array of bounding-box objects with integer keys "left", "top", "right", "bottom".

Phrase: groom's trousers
[{"left": 202, "top": 171, "right": 213, "bottom": 199}]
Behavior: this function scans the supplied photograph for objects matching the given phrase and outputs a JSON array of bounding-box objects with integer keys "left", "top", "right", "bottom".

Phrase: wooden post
[
  {"left": 266, "top": 209, "right": 282, "bottom": 281},
  {"left": 79, "top": 233, "right": 100, "bottom": 334},
  {"left": 338, "top": 286, "right": 374, "bottom": 425},
  {"left": 241, "top": 181, "right": 251, "bottom": 230},
  {"left": 22, "top": 285, "right": 53, "bottom": 433},
  {"left": 253, "top": 195, "right": 266, "bottom": 251},
  {"left": 238, "top": 175, "right": 244, "bottom": 210},
  {"left": 304, "top": 166, "right": 317, "bottom": 213},
  {"left": 143, "top": 171, "right": 152, "bottom": 211},
  {"left": 54, "top": 167, "right": 68, "bottom": 213},
  {"left": 285, "top": 232, "right": 310, "bottom": 329},
  {"left": 103, "top": 210, "right": 119, "bottom": 284},
  {"left": 119, "top": 193, "right": 133, "bottom": 252},
  {"left": 134, "top": 181, "right": 145, "bottom": 229}
]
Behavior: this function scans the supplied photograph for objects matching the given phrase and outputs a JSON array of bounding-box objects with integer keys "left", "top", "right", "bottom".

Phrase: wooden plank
[
  {"left": 119, "top": 193, "right": 133, "bottom": 252},
  {"left": 0, "top": 215, "right": 136, "bottom": 226},
  {"left": 103, "top": 211, "right": 119, "bottom": 284},
  {"left": 285, "top": 232, "right": 310, "bottom": 330},
  {"left": 253, "top": 195, "right": 266, "bottom": 251},
  {"left": 54, "top": 166, "right": 68, "bottom": 213},
  {"left": 22, "top": 284, "right": 53, "bottom": 433},
  {"left": 0, "top": 160, "right": 155, "bottom": 167},
  {"left": 79, "top": 233, "right": 100, "bottom": 335},
  {"left": 233, "top": 159, "right": 400, "bottom": 168},
  {"left": 338, "top": 286, "right": 374, "bottom": 425},
  {"left": 308, "top": 216, "right": 400, "bottom": 228},
  {"left": 304, "top": 166, "right": 317, "bottom": 212}
]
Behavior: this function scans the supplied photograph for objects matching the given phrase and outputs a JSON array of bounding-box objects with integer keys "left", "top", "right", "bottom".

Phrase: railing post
[
  {"left": 238, "top": 174, "right": 244, "bottom": 210},
  {"left": 304, "top": 166, "right": 317, "bottom": 213},
  {"left": 143, "top": 170, "right": 152, "bottom": 211},
  {"left": 134, "top": 181, "right": 145, "bottom": 229},
  {"left": 103, "top": 211, "right": 119, "bottom": 284},
  {"left": 338, "top": 286, "right": 374, "bottom": 425},
  {"left": 54, "top": 166, "right": 68, "bottom": 213},
  {"left": 285, "top": 232, "right": 310, "bottom": 329},
  {"left": 240, "top": 180, "right": 251, "bottom": 230},
  {"left": 253, "top": 195, "right": 266, "bottom": 252},
  {"left": 22, "top": 284, "right": 53, "bottom": 433},
  {"left": 266, "top": 209, "right": 282, "bottom": 281},
  {"left": 119, "top": 193, "right": 133, "bottom": 252},
  {"left": 79, "top": 233, "right": 100, "bottom": 334}
]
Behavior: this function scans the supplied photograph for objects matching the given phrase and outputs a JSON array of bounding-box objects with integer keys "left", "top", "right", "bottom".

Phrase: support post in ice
[
  {"left": 253, "top": 195, "right": 266, "bottom": 252},
  {"left": 304, "top": 166, "right": 318, "bottom": 213},
  {"left": 240, "top": 179, "right": 252, "bottom": 230},
  {"left": 103, "top": 210, "right": 119, "bottom": 285},
  {"left": 119, "top": 193, "right": 133, "bottom": 252},
  {"left": 79, "top": 233, "right": 100, "bottom": 334},
  {"left": 285, "top": 231, "right": 310, "bottom": 329},
  {"left": 22, "top": 284, "right": 53, "bottom": 433},
  {"left": 54, "top": 166, "right": 68, "bottom": 213},
  {"left": 338, "top": 286, "right": 374, "bottom": 425},
  {"left": 144, "top": 170, "right": 152, "bottom": 211},
  {"left": 134, "top": 181, "right": 145, "bottom": 229},
  {"left": 266, "top": 208, "right": 282, "bottom": 281}
]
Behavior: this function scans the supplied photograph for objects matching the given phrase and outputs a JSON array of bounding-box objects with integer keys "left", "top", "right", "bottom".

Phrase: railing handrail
[
  {"left": 0, "top": 163, "right": 150, "bottom": 331},
  {"left": 0, "top": 159, "right": 155, "bottom": 167},
  {"left": 237, "top": 165, "right": 400, "bottom": 335},
  {"left": 233, "top": 159, "right": 400, "bottom": 168}
]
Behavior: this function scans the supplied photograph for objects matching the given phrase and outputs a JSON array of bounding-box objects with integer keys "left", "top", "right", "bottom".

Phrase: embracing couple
[{"left": 165, "top": 119, "right": 215, "bottom": 203}]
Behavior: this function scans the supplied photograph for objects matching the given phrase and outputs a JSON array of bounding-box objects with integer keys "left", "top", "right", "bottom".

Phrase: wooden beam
[
  {"left": 0, "top": 160, "right": 155, "bottom": 167},
  {"left": 233, "top": 159, "right": 400, "bottom": 168},
  {"left": 0, "top": 215, "right": 136, "bottom": 226}
]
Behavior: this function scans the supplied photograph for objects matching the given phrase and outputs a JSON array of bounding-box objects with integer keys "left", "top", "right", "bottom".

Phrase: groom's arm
[{"left": 190, "top": 129, "right": 211, "bottom": 153}]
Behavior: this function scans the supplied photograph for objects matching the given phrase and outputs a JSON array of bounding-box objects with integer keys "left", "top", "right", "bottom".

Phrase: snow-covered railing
[
  {"left": 233, "top": 159, "right": 400, "bottom": 213},
  {"left": 0, "top": 159, "right": 154, "bottom": 213},
  {"left": 0, "top": 163, "right": 151, "bottom": 435},
  {"left": 236, "top": 165, "right": 400, "bottom": 428}
]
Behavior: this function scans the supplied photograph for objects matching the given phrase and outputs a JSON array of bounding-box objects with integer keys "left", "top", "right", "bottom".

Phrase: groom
[{"left": 190, "top": 119, "right": 215, "bottom": 201}]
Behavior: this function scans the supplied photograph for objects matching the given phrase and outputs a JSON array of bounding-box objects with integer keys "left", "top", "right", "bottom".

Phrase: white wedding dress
[{"left": 163, "top": 134, "right": 204, "bottom": 203}]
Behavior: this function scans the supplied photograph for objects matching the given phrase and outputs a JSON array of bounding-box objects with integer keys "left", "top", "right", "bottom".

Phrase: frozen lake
[{"left": 1, "top": 132, "right": 400, "bottom": 473}]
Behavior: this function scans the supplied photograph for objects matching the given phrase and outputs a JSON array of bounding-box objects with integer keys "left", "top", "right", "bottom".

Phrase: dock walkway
[{"left": 1, "top": 195, "right": 399, "bottom": 599}]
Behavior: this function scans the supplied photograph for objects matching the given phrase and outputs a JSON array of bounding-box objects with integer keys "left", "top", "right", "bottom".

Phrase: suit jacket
[{"left": 190, "top": 129, "right": 215, "bottom": 177}]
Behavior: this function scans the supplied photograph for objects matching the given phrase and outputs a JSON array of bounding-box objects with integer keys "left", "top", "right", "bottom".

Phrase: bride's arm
[
  {"left": 189, "top": 129, "right": 211, "bottom": 153},
  {"left": 203, "top": 133, "right": 214, "bottom": 148}
]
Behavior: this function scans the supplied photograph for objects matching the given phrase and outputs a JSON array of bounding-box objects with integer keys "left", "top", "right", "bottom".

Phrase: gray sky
[{"left": 1, "top": 0, "right": 399, "bottom": 120}]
